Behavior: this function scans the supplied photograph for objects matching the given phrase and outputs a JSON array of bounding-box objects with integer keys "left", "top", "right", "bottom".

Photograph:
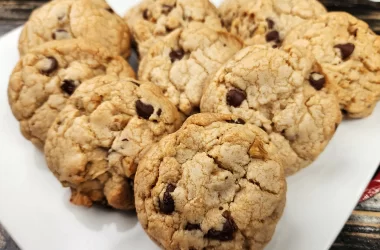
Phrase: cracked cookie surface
[
  {"left": 219, "top": 0, "right": 326, "bottom": 47},
  {"left": 8, "top": 39, "right": 135, "bottom": 149},
  {"left": 44, "top": 75, "right": 182, "bottom": 210},
  {"left": 283, "top": 12, "right": 380, "bottom": 118},
  {"left": 201, "top": 45, "right": 342, "bottom": 175},
  {"left": 19, "top": 0, "right": 131, "bottom": 57},
  {"left": 139, "top": 22, "right": 243, "bottom": 115},
  {"left": 125, "top": 0, "right": 223, "bottom": 58},
  {"left": 135, "top": 113, "right": 286, "bottom": 250}
]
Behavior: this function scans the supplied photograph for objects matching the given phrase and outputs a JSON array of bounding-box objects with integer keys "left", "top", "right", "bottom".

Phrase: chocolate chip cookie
[
  {"left": 134, "top": 113, "right": 286, "bottom": 250},
  {"left": 139, "top": 22, "right": 243, "bottom": 115},
  {"left": 283, "top": 12, "right": 380, "bottom": 118},
  {"left": 201, "top": 45, "right": 342, "bottom": 175},
  {"left": 219, "top": 0, "right": 327, "bottom": 47},
  {"left": 8, "top": 39, "right": 135, "bottom": 149},
  {"left": 44, "top": 75, "right": 182, "bottom": 210},
  {"left": 19, "top": 0, "right": 131, "bottom": 57},
  {"left": 125, "top": 0, "right": 223, "bottom": 58}
]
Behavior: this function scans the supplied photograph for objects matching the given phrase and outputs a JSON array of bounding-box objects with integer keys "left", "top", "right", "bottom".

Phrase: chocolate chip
[
  {"left": 159, "top": 184, "right": 176, "bottom": 214},
  {"left": 266, "top": 18, "right": 275, "bottom": 29},
  {"left": 122, "top": 138, "right": 129, "bottom": 141},
  {"left": 60, "top": 80, "right": 76, "bottom": 95},
  {"left": 142, "top": 9, "right": 149, "bottom": 19},
  {"left": 272, "top": 44, "right": 278, "bottom": 49},
  {"left": 226, "top": 118, "right": 245, "bottom": 125},
  {"left": 165, "top": 26, "right": 174, "bottom": 32},
  {"left": 309, "top": 72, "right": 326, "bottom": 90},
  {"left": 205, "top": 211, "right": 238, "bottom": 241},
  {"left": 226, "top": 88, "right": 246, "bottom": 107},
  {"left": 157, "top": 109, "right": 162, "bottom": 116},
  {"left": 135, "top": 100, "right": 154, "bottom": 120},
  {"left": 52, "top": 29, "right": 71, "bottom": 40},
  {"left": 162, "top": 4, "right": 173, "bottom": 14},
  {"left": 41, "top": 57, "right": 58, "bottom": 75},
  {"left": 185, "top": 223, "right": 201, "bottom": 231},
  {"left": 130, "top": 80, "right": 140, "bottom": 86},
  {"left": 219, "top": 207, "right": 224, "bottom": 210},
  {"left": 265, "top": 30, "right": 280, "bottom": 42},
  {"left": 106, "top": 7, "right": 114, "bottom": 13},
  {"left": 334, "top": 43, "right": 355, "bottom": 60},
  {"left": 169, "top": 49, "right": 185, "bottom": 63}
]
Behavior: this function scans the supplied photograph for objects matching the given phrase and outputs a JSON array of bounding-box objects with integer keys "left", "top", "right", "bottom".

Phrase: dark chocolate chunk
[
  {"left": 135, "top": 100, "right": 154, "bottom": 120},
  {"left": 226, "top": 88, "right": 246, "bottom": 107},
  {"left": 334, "top": 43, "right": 355, "bottom": 60},
  {"left": 169, "top": 49, "right": 185, "bottom": 63},
  {"left": 60, "top": 80, "right": 76, "bottom": 95},
  {"left": 265, "top": 30, "right": 280, "bottom": 42},
  {"left": 159, "top": 184, "right": 176, "bottom": 214},
  {"left": 266, "top": 18, "right": 275, "bottom": 29},
  {"left": 205, "top": 211, "right": 238, "bottom": 241},
  {"left": 185, "top": 223, "right": 201, "bottom": 231},
  {"left": 157, "top": 109, "right": 162, "bottom": 116},
  {"left": 143, "top": 9, "right": 149, "bottom": 19},
  {"left": 309, "top": 72, "right": 326, "bottom": 90},
  {"left": 41, "top": 57, "right": 58, "bottom": 75},
  {"left": 106, "top": 7, "right": 114, "bottom": 13}
]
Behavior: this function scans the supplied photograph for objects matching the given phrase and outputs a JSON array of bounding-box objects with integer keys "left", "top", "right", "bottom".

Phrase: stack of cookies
[{"left": 7, "top": 0, "right": 380, "bottom": 249}]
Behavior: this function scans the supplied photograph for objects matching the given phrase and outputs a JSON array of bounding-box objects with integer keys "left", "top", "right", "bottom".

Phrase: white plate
[{"left": 0, "top": 1, "right": 379, "bottom": 250}]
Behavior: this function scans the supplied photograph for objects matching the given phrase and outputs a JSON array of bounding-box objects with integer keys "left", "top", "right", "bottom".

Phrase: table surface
[{"left": 0, "top": 0, "right": 380, "bottom": 249}]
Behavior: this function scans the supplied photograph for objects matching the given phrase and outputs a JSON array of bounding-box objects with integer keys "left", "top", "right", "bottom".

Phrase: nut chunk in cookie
[
  {"left": 8, "top": 39, "right": 135, "bottom": 149},
  {"left": 139, "top": 22, "right": 243, "bottom": 115},
  {"left": 125, "top": 0, "right": 223, "bottom": 58},
  {"left": 219, "top": 0, "right": 326, "bottom": 47},
  {"left": 283, "top": 12, "right": 380, "bottom": 118},
  {"left": 45, "top": 76, "right": 182, "bottom": 210},
  {"left": 135, "top": 113, "right": 286, "bottom": 250},
  {"left": 201, "top": 45, "right": 342, "bottom": 175},
  {"left": 18, "top": 0, "right": 131, "bottom": 57}
]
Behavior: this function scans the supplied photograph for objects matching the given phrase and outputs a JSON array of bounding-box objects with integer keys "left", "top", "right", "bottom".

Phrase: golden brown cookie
[
  {"left": 19, "top": 0, "right": 131, "bottom": 57},
  {"left": 201, "top": 45, "right": 342, "bottom": 175},
  {"left": 135, "top": 113, "right": 286, "bottom": 250},
  {"left": 45, "top": 75, "right": 182, "bottom": 210},
  {"left": 283, "top": 12, "right": 380, "bottom": 118},
  {"left": 8, "top": 39, "right": 135, "bottom": 148}
]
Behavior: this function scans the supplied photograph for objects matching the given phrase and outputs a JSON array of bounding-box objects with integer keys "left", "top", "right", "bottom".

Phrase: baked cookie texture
[
  {"left": 8, "top": 39, "right": 135, "bottom": 149},
  {"left": 44, "top": 75, "right": 182, "bottom": 210},
  {"left": 135, "top": 113, "right": 286, "bottom": 250},
  {"left": 18, "top": 0, "right": 131, "bottom": 57},
  {"left": 201, "top": 45, "right": 342, "bottom": 175},
  {"left": 139, "top": 22, "right": 243, "bottom": 116},
  {"left": 219, "top": 0, "right": 326, "bottom": 47},
  {"left": 125, "top": 0, "right": 223, "bottom": 58},
  {"left": 283, "top": 12, "right": 380, "bottom": 118}
]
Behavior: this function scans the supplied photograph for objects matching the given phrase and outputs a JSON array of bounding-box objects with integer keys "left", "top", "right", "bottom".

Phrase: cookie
[
  {"left": 44, "top": 75, "right": 182, "bottom": 210},
  {"left": 125, "top": 0, "right": 223, "bottom": 58},
  {"left": 200, "top": 45, "right": 342, "bottom": 175},
  {"left": 18, "top": 0, "right": 131, "bottom": 57},
  {"left": 219, "top": 0, "right": 327, "bottom": 47},
  {"left": 139, "top": 22, "right": 243, "bottom": 115},
  {"left": 134, "top": 113, "right": 286, "bottom": 250},
  {"left": 283, "top": 12, "right": 380, "bottom": 118},
  {"left": 8, "top": 39, "right": 135, "bottom": 149}
]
